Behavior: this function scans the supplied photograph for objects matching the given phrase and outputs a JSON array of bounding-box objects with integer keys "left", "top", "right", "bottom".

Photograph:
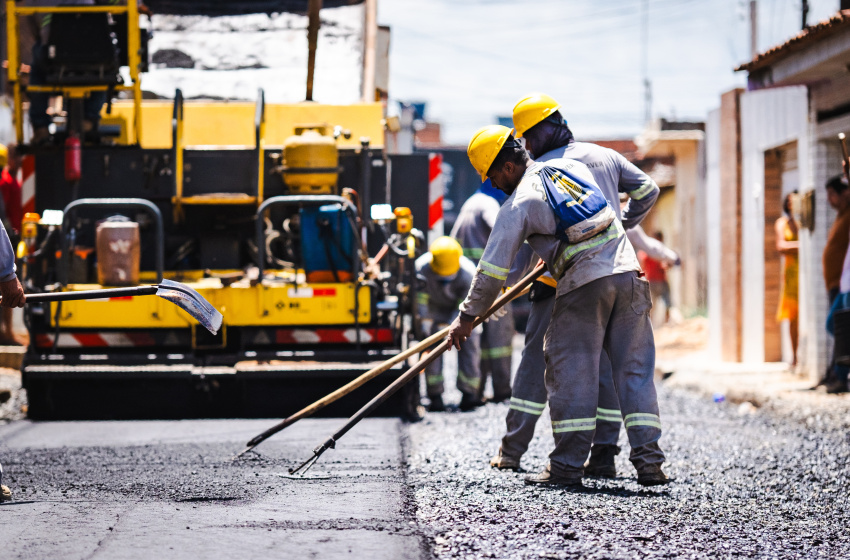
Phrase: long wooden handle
[
  {"left": 242, "top": 272, "right": 537, "bottom": 452},
  {"left": 244, "top": 324, "right": 451, "bottom": 448},
  {"left": 289, "top": 262, "right": 548, "bottom": 472}
]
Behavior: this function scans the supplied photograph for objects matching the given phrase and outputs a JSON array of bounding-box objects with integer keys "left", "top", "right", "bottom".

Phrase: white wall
[
  {"left": 807, "top": 114, "right": 850, "bottom": 379},
  {"left": 705, "top": 108, "right": 722, "bottom": 357},
  {"left": 740, "top": 86, "right": 810, "bottom": 363}
]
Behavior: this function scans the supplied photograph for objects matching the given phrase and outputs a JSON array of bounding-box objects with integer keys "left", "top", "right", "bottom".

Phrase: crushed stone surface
[{"left": 405, "top": 383, "right": 850, "bottom": 559}]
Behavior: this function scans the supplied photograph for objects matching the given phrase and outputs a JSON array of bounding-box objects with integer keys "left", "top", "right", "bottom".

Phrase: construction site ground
[{"left": 1, "top": 318, "right": 849, "bottom": 559}]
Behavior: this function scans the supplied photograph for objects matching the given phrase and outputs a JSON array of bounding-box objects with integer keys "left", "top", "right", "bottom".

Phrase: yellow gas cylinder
[{"left": 282, "top": 127, "right": 339, "bottom": 194}]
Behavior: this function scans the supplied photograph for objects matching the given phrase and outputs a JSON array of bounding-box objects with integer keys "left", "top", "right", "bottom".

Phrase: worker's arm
[
  {"left": 0, "top": 223, "right": 24, "bottom": 308},
  {"left": 775, "top": 218, "right": 799, "bottom": 255},
  {"left": 448, "top": 203, "right": 528, "bottom": 349},
  {"left": 617, "top": 152, "right": 659, "bottom": 230},
  {"left": 627, "top": 226, "right": 679, "bottom": 266}
]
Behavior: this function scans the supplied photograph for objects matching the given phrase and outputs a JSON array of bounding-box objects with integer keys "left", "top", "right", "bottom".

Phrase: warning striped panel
[
  {"left": 34, "top": 331, "right": 188, "bottom": 348},
  {"left": 428, "top": 153, "right": 444, "bottom": 245},
  {"left": 269, "top": 328, "right": 394, "bottom": 345}
]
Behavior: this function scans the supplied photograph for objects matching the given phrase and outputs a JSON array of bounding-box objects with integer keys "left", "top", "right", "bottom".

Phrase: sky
[{"left": 377, "top": 0, "right": 841, "bottom": 144}]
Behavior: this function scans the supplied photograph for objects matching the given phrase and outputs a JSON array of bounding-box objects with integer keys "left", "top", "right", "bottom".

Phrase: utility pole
[
  {"left": 641, "top": 0, "right": 651, "bottom": 124},
  {"left": 305, "top": 0, "right": 322, "bottom": 101},
  {"left": 801, "top": 0, "right": 809, "bottom": 29},
  {"left": 749, "top": 0, "right": 758, "bottom": 60}
]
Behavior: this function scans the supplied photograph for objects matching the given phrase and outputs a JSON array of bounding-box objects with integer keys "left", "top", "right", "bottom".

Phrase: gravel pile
[{"left": 405, "top": 384, "right": 850, "bottom": 559}]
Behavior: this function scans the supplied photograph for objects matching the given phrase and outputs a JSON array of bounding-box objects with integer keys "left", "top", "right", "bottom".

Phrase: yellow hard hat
[
  {"left": 512, "top": 93, "right": 562, "bottom": 138},
  {"left": 467, "top": 125, "right": 513, "bottom": 182},
  {"left": 0, "top": 144, "right": 7, "bottom": 168},
  {"left": 429, "top": 236, "right": 463, "bottom": 277}
]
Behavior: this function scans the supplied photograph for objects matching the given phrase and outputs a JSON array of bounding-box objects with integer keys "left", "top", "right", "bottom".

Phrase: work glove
[{"left": 485, "top": 306, "right": 508, "bottom": 323}]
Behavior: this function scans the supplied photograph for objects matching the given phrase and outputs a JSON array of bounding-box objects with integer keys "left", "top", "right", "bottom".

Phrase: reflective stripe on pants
[
  {"left": 500, "top": 293, "right": 623, "bottom": 460},
  {"left": 480, "top": 303, "right": 514, "bottom": 400},
  {"left": 544, "top": 272, "right": 664, "bottom": 477},
  {"left": 424, "top": 308, "right": 482, "bottom": 398}
]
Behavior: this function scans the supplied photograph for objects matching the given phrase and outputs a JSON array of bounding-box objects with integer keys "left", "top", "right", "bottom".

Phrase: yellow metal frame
[
  {"left": 51, "top": 281, "right": 372, "bottom": 329},
  {"left": 104, "top": 101, "right": 385, "bottom": 150},
  {"left": 5, "top": 0, "right": 143, "bottom": 145},
  {"left": 172, "top": 95, "right": 184, "bottom": 222}
]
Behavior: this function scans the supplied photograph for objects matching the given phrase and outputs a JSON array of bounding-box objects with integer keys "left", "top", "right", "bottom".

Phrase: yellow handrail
[{"left": 4, "top": 1, "right": 143, "bottom": 145}]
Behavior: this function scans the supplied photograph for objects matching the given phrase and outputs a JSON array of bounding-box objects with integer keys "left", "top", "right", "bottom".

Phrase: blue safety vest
[{"left": 536, "top": 165, "right": 615, "bottom": 243}]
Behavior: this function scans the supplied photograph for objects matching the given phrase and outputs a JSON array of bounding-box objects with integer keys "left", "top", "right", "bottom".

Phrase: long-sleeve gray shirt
[
  {"left": 460, "top": 158, "right": 639, "bottom": 319},
  {"left": 415, "top": 252, "right": 477, "bottom": 314},
  {"left": 537, "top": 141, "right": 659, "bottom": 230},
  {"left": 449, "top": 193, "right": 500, "bottom": 264},
  {"left": 627, "top": 225, "right": 679, "bottom": 266},
  {"left": 0, "top": 221, "right": 17, "bottom": 283}
]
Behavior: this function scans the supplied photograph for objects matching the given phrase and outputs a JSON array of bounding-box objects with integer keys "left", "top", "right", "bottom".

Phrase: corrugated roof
[{"left": 736, "top": 10, "right": 850, "bottom": 72}]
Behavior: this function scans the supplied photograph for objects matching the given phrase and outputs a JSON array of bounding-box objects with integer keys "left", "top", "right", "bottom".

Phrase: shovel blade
[{"left": 156, "top": 279, "right": 223, "bottom": 335}]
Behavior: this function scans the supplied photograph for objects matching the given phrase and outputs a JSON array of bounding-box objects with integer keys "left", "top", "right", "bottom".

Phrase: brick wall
[{"left": 718, "top": 89, "right": 744, "bottom": 361}]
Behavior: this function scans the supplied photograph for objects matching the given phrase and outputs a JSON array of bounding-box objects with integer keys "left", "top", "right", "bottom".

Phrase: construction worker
[
  {"left": 416, "top": 236, "right": 483, "bottom": 412},
  {"left": 490, "top": 93, "right": 663, "bottom": 475},
  {"left": 450, "top": 180, "right": 514, "bottom": 403},
  {"left": 0, "top": 143, "right": 24, "bottom": 345},
  {"left": 449, "top": 125, "right": 667, "bottom": 487},
  {"left": 0, "top": 211, "right": 26, "bottom": 502}
]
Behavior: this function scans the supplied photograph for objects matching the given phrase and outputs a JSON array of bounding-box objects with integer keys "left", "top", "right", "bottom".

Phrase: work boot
[
  {"left": 637, "top": 466, "right": 670, "bottom": 487},
  {"left": 1, "top": 485, "right": 11, "bottom": 502},
  {"left": 524, "top": 464, "right": 582, "bottom": 487},
  {"left": 825, "top": 378, "right": 848, "bottom": 394},
  {"left": 427, "top": 395, "right": 445, "bottom": 412},
  {"left": 459, "top": 392, "right": 484, "bottom": 412},
  {"left": 584, "top": 444, "right": 620, "bottom": 478},
  {"left": 488, "top": 392, "right": 511, "bottom": 404},
  {"left": 489, "top": 447, "right": 520, "bottom": 471}
]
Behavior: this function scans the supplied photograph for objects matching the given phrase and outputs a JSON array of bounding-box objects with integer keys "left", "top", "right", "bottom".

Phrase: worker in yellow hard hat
[
  {"left": 487, "top": 94, "right": 664, "bottom": 477},
  {"left": 450, "top": 173, "right": 513, "bottom": 406},
  {"left": 415, "top": 236, "right": 483, "bottom": 412},
  {"left": 449, "top": 125, "right": 668, "bottom": 487}
]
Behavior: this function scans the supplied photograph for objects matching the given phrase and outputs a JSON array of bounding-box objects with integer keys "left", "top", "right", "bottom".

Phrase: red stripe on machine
[
  {"left": 73, "top": 333, "right": 109, "bottom": 347},
  {"left": 312, "top": 288, "right": 336, "bottom": 297},
  {"left": 428, "top": 153, "right": 442, "bottom": 182},
  {"left": 273, "top": 328, "right": 394, "bottom": 344},
  {"left": 428, "top": 196, "right": 444, "bottom": 229},
  {"left": 21, "top": 155, "right": 35, "bottom": 215}
]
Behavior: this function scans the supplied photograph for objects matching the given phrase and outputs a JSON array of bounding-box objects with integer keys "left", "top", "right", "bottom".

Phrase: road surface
[{"left": 1, "top": 377, "right": 849, "bottom": 558}]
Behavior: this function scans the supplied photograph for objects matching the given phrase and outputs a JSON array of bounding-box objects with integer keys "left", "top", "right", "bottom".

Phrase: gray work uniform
[
  {"left": 500, "top": 246, "right": 622, "bottom": 461},
  {"left": 460, "top": 158, "right": 664, "bottom": 477},
  {"left": 416, "top": 253, "right": 481, "bottom": 398},
  {"left": 451, "top": 192, "right": 514, "bottom": 400},
  {"left": 499, "top": 142, "right": 661, "bottom": 461}
]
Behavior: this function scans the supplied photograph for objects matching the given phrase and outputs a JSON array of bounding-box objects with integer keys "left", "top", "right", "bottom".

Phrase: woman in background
[{"left": 776, "top": 191, "right": 800, "bottom": 366}]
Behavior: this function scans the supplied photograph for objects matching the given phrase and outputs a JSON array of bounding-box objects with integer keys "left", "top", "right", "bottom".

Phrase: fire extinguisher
[{"left": 64, "top": 133, "right": 82, "bottom": 182}]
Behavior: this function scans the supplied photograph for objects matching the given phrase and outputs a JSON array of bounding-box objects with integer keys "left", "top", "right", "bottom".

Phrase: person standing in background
[
  {"left": 0, "top": 143, "right": 23, "bottom": 235},
  {"left": 775, "top": 191, "right": 799, "bottom": 367},
  {"left": 450, "top": 180, "right": 514, "bottom": 404},
  {"left": 823, "top": 175, "right": 850, "bottom": 392},
  {"left": 0, "top": 143, "right": 23, "bottom": 345},
  {"left": 637, "top": 231, "right": 676, "bottom": 325},
  {"left": 0, "top": 217, "right": 27, "bottom": 502}
]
